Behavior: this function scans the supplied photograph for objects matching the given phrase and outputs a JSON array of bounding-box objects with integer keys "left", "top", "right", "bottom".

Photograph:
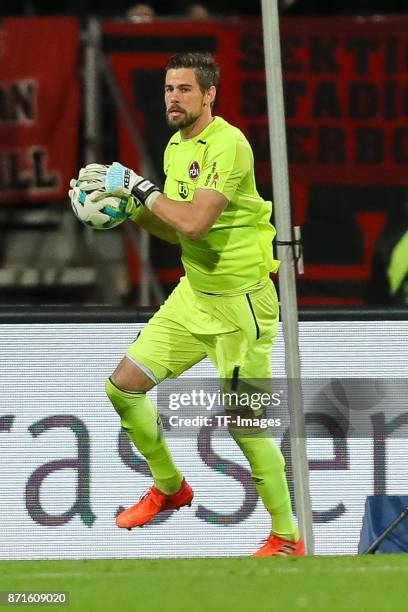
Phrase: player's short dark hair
[{"left": 165, "top": 52, "right": 220, "bottom": 93}]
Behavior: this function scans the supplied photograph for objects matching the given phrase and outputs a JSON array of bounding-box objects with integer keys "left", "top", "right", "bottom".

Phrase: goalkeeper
[{"left": 70, "top": 52, "right": 304, "bottom": 557}]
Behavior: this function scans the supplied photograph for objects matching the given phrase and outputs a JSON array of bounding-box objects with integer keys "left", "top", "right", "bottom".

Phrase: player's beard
[{"left": 166, "top": 109, "right": 201, "bottom": 131}]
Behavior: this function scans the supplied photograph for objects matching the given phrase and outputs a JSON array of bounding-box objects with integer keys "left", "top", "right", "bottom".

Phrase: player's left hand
[
  {"left": 68, "top": 164, "right": 109, "bottom": 194},
  {"left": 68, "top": 184, "right": 112, "bottom": 224},
  {"left": 69, "top": 182, "right": 142, "bottom": 224},
  {"left": 77, "top": 164, "right": 110, "bottom": 191}
]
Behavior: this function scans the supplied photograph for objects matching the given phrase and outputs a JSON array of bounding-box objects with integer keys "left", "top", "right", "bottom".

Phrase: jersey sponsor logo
[
  {"left": 178, "top": 182, "right": 189, "bottom": 199},
  {"left": 204, "top": 162, "right": 217, "bottom": 187},
  {"left": 210, "top": 172, "right": 219, "bottom": 188},
  {"left": 188, "top": 161, "right": 200, "bottom": 180}
]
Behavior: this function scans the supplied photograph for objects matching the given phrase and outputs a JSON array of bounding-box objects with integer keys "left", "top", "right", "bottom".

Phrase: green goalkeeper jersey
[{"left": 163, "top": 116, "right": 279, "bottom": 294}]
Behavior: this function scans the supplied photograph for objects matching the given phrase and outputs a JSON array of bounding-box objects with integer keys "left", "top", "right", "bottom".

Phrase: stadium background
[
  {"left": 1, "top": 2, "right": 408, "bottom": 610},
  {"left": 2, "top": 4, "right": 408, "bottom": 307}
]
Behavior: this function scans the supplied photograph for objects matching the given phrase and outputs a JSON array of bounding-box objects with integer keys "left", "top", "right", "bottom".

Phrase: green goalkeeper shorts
[{"left": 126, "top": 276, "right": 279, "bottom": 383}]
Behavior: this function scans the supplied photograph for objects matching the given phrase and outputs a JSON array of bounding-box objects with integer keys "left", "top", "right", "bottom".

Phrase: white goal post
[{"left": 261, "top": 0, "right": 314, "bottom": 554}]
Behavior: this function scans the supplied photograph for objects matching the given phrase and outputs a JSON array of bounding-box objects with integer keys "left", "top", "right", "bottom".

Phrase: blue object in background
[{"left": 359, "top": 495, "right": 408, "bottom": 554}]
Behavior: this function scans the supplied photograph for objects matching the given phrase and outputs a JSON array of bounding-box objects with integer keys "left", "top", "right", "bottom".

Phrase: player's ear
[{"left": 205, "top": 86, "right": 216, "bottom": 107}]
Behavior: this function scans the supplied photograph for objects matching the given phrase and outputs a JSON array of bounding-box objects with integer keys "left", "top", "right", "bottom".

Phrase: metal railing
[{"left": 0, "top": 306, "right": 406, "bottom": 324}]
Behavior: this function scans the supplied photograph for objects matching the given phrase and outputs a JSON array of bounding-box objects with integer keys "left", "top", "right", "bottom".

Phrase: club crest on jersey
[{"left": 188, "top": 161, "right": 200, "bottom": 180}]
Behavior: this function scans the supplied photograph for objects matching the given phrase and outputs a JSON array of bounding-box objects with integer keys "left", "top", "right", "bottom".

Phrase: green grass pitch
[{"left": 0, "top": 555, "right": 406, "bottom": 611}]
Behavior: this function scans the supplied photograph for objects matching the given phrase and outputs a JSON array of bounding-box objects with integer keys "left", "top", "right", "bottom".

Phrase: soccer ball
[{"left": 71, "top": 183, "right": 129, "bottom": 230}]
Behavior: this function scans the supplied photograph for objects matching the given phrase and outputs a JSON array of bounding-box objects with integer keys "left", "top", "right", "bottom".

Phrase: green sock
[
  {"left": 231, "top": 429, "right": 299, "bottom": 541},
  {"left": 105, "top": 378, "right": 183, "bottom": 495}
]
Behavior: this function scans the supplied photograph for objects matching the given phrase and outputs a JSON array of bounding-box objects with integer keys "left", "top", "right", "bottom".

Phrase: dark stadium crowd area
[
  {"left": 2, "top": 0, "right": 408, "bottom": 308},
  {"left": 2, "top": 0, "right": 408, "bottom": 18}
]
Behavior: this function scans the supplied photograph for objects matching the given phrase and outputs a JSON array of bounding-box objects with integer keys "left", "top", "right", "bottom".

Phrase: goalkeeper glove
[
  {"left": 106, "top": 162, "right": 161, "bottom": 210},
  {"left": 75, "top": 164, "right": 110, "bottom": 191},
  {"left": 73, "top": 162, "right": 161, "bottom": 210}
]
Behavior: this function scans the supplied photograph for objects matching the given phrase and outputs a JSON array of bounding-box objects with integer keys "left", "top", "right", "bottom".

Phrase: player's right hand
[
  {"left": 104, "top": 162, "right": 161, "bottom": 210},
  {"left": 72, "top": 162, "right": 161, "bottom": 210}
]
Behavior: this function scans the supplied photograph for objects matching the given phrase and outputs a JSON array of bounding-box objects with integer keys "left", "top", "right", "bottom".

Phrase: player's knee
[
  {"left": 105, "top": 377, "right": 120, "bottom": 414},
  {"left": 110, "top": 356, "right": 155, "bottom": 393},
  {"left": 105, "top": 375, "right": 147, "bottom": 397},
  {"left": 105, "top": 377, "right": 121, "bottom": 403},
  {"left": 105, "top": 377, "right": 147, "bottom": 430}
]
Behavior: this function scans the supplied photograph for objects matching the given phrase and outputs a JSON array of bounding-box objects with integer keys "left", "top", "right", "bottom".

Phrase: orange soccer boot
[
  {"left": 116, "top": 478, "right": 194, "bottom": 530},
  {"left": 252, "top": 534, "right": 305, "bottom": 557}
]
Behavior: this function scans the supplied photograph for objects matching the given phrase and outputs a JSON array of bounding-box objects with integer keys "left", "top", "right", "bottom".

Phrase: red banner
[
  {"left": 104, "top": 17, "right": 408, "bottom": 181},
  {"left": 0, "top": 18, "right": 80, "bottom": 203},
  {"left": 103, "top": 20, "right": 250, "bottom": 174},
  {"left": 103, "top": 17, "right": 408, "bottom": 305},
  {"left": 284, "top": 17, "right": 408, "bottom": 185}
]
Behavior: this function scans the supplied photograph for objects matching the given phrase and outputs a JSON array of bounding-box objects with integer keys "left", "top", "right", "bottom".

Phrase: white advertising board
[{"left": 0, "top": 321, "right": 407, "bottom": 559}]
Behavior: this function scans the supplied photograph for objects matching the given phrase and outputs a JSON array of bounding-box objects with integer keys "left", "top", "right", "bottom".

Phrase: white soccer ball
[{"left": 70, "top": 183, "right": 129, "bottom": 230}]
